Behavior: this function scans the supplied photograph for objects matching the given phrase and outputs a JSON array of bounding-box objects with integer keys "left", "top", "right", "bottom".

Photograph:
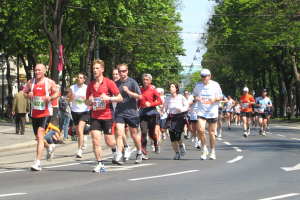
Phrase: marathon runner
[
  {"left": 240, "top": 87, "right": 255, "bottom": 137},
  {"left": 256, "top": 89, "right": 272, "bottom": 136}
]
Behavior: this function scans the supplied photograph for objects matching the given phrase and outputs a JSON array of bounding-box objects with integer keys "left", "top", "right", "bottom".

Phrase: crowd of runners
[{"left": 21, "top": 61, "right": 273, "bottom": 172}]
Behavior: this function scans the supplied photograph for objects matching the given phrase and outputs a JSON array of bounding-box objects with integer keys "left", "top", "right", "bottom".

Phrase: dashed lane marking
[
  {"left": 227, "top": 156, "right": 243, "bottom": 164},
  {"left": 281, "top": 163, "right": 300, "bottom": 172},
  {"left": 0, "top": 193, "right": 27, "bottom": 198},
  {"left": 257, "top": 193, "right": 300, "bottom": 200},
  {"left": 129, "top": 170, "right": 199, "bottom": 181}
]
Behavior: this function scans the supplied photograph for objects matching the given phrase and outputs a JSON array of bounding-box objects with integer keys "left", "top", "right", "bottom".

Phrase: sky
[{"left": 178, "top": 0, "right": 216, "bottom": 74}]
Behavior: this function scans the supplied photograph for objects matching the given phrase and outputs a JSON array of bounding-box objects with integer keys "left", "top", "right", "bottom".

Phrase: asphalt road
[{"left": 0, "top": 124, "right": 300, "bottom": 200}]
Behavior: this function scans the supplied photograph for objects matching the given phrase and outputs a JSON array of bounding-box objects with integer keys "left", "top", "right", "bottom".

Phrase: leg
[
  {"left": 140, "top": 119, "right": 148, "bottom": 155},
  {"left": 77, "top": 120, "right": 86, "bottom": 149},
  {"left": 91, "top": 130, "right": 102, "bottom": 161},
  {"left": 196, "top": 118, "right": 207, "bottom": 147},
  {"left": 130, "top": 127, "right": 142, "bottom": 152}
]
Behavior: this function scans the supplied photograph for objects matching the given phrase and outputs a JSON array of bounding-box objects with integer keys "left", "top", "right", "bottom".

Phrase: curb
[{"left": 0, "top": 140, "right": 36, "bottom": 153}]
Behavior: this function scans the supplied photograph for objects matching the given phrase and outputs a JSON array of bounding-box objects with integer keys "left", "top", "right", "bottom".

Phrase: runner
[
  {"left": 114, "top": 64, "right": 143, "bottom": 164},
  {"left": 156, "top": 88, "right": 168, "bottom": 141},
  {"left": 188, "top": 95, "right": 201, "bottom": 148},
  {"left": 23, "top": 64, "right": 59, "bottom": 171},
  {"left": 240, "top": 87, "right": 255, "bottom": 137},
  {"left": 86, "top": 60, "right": 123, "bottom": 173},
  {"left": 183, "top": 90, "right": 194, "bottom": 139},
  {"left": 234, "top": 102, "right": 241, "bottom": 126},
  {"left": 256, "top": 89, "right": 272, "bottom": 136},
  {"left": 217, "top": 97, "right": 226, "bottom": 138},
  {"left": 164, "top": 83, "right": 189, "bottom": 160},
  {"left": 193, "top": 69, "right": 223, "bottom": 160},
  {"left": 112, "top": 68, "right": 131, "bottom": 161},
  {"left": 224, "top": 96, "right": 235, "bottom": 130},
  {"left": 139, "top": 73, "right": 162, "bottom": 157},
  {"left": 68, "top": 73, "right": 90, "bottom": 158}
]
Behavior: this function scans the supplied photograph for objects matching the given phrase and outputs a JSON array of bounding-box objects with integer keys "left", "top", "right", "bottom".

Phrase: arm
[
  {"left": 150, "top": 90, "right": 162, "bottom": 107},
  {"left": 123, "top": 86, "right": 142, "bottom": 99}
]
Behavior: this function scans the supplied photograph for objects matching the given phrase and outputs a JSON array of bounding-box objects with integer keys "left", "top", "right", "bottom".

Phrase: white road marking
[
  {"left": 281, "top": 163, "right": 300, "bottom": 172},
  {"left": 0, "top": 169, "right": 25, "bottom": 174},
  {"left": 227, "top": 156, "right": 244, "bottom": 164},
  {"left": 277, "top": 134, "right": 286, "bottom": 137},
  {"left": 258, "top": 193, "right": 300, "bottom": 200},
  {"left": 44, "top": 163, "right": 80, "bottom": 169},
  {"left": 223, "top": 141, "right": 232, "bottom": 145},
  {"left": 0, "top": 193, "right": 27, "bottom": 197},
  {"left": 109, "top": 163, "right": 154, "bottom": 172},
  {"left": 129, "top": 170, "right": 199, "bottom": 181},
  {"left": 232, "top": 147, "right": 242, "bottom": 152},
  {"left": 291, "top": 138, "right": 300, "bottom": 141}
]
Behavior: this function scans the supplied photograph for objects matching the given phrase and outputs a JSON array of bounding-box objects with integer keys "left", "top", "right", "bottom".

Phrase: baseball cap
[
  {"left": 200, "top": 69, "right": 211, "bottom": 76},
  {"left": 243, "top": 87, "right": 249, "bottom": 92}
]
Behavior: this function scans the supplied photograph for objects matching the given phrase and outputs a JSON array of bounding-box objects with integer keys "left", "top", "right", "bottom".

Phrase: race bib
[
  {"left": 241, "top": 103, "right": 249, "bottom": 109},
  {"left": 32, "top": 96, "right": 46, "bottom": 110},
  {"left": 92, "top": 97, "right": 106, "bottom": 111}
]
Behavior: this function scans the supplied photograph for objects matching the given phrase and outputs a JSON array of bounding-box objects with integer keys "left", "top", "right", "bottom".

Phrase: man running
[
  {"left": 256, "top": 89, "right": 272, "bottom": 136},
  {"left": 224, "top": 96, "right": 235, "bottom": 130},
  {"left": 86, "top": 60, "right": 123, "bottom": 173},
  {"left": 114, "top": 64, "right": 143, "bottom": 164},
  {"left": 193, "top": 69, "right": 223, "bottom": 160},
  {"left": 23, "top": 64, "right": 59, "bottom": 171},
  {"left": 240, "top": 87, "right": 255, "bottom": 137},
  {"left": 139, "top": 73, "right": 162, "bottom": 157},
  {"left": 68, "top": 73, "right": 90, "bottom": 158}
]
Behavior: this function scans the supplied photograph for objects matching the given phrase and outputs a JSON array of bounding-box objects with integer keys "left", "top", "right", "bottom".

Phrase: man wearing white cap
[
  {"left": 240, "top": 87, "right": 255, "bottom": 137},
  {"left": 192, "top": 68, "right": 223, "bottom": 160}
]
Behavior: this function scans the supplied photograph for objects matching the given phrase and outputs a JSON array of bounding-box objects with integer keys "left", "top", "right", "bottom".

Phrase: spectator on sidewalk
[
  {"left": 59, "top": 88, "right": 72, "bottom": 140},
  {"left": 12, "top": 85, "right": 29, "bottom": 135}
]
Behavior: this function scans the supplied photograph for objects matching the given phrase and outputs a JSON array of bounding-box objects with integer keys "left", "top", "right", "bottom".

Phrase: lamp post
[{"left": 0, "top": 53, "right": 5, "bottom": 116}]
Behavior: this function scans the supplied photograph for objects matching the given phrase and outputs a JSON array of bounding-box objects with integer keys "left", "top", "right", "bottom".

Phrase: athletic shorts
[
  {"left": 32, "top": 116, "right": 51, "bottom": 135},
  {"left": 114, "top": 116, "right": 139, "bottom": 128},
  {"left": 160, "top": 118, "right": 168, "bottom": 129},
  {"left": 90, "top": 118, "right": 112, "bottom": 134},
  {"left": 258, "top": 113, "right": 268, "bottom": 119},
  {"left": 198, "top": 116, "right": 218, "bottom": 124},
  {"left": 71, "top": 111, "right": 90, "bottom": 125},
  {"left": 241, "top": 112, "right": 252, "bottom": 118}
]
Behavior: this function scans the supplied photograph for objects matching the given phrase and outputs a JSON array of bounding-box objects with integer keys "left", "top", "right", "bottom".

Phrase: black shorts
[
  {"left": 198, "top": 116, "right": 218, "bottom": 123},
  {"left": 241, "top": 112, "right": 252, "bottom": 118},
  {"left": 90, "top": 119, "right": 112, "bottom": 134},
  {"left": 259, "top": 113, "right": 268, "bottom": 119},
  {"left": 160, "top": 118, "right": 168, "bottom": 129},
  {"left": 32, "top": 116, "right": 51, "bottom": 135},
  {"left": 71, "top": 111, "right": 90, "bottom": 125},
  {"left": 115, "top": 116, "right": 139, "bottom": 128}
]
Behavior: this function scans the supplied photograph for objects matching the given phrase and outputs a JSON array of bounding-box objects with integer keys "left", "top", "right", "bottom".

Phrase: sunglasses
[{"left": 118, "top": 69, "right": 127, "bottom": 73}]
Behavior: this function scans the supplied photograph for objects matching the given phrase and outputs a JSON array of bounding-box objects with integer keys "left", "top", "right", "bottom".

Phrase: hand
[
  {"left": 87, "top": 96, "right": 94, "bottom": 105},
  {"left": 100, "top": 93, "right": 111, "bottom": 101},
  {"left": 12, "top": 111, "right": 15, "bottom": 116},
  {"left": 122, "top": 86, "right": 129, "bottom": 93},
  {"left": 28, "top": 92, "right": 34, "bottom": 99},
  {"left": 43, "top": 96, "right": 51, "bottom": 103},
  {"left": 145, "top": 101, "right": 151, "bottom": 107}
]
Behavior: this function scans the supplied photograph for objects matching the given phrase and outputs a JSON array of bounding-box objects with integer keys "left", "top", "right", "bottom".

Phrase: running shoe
[
  {"left": 93, "top": 163, "right": 106, "bottom": 173},
  {"left": 155, "top": 145, "right": 160, "bottom": 154},
  {"left": 30, "top": 161, "right": 42, "bottom": 171},
  {"left": 179, "top": 143, "right": 186, "bottom": 157},
  {"left": 247, "top": 127, "right": 251, "bottom": 136},
  {"left": 113, "top": 152, "right": 123, "bottom": 165},
  {"left": 46, "top": 144, "right": 55, "bottom": 160},
  {"left": 76, "top": 149, "right": 83, "bottom": 158},
  {"left": 162, "top": 133, "right": 167, "bottom": 140},
  {"left": 262, "top": 131, "right": 266, "bottom": 136},
  {"left": 124, "top": 147, "right": 131, "bottom": 161},
  {"left": 135, "top": 153, "right": 143, "bottom": 164},
  {"left": 200, "top": 147, "right": 208, "bottom": 160},
  {"left": 243, "top": 131, "right": 248, "bottom": 138},
  {"left": 173, "top": 152, "right": 181, "bottom": 160},
  {"left": 142, "top": 153, "right": 149, "bottom": 160},
  {"left": 209, "top": 151, "right": 216, "bottom": 160}
]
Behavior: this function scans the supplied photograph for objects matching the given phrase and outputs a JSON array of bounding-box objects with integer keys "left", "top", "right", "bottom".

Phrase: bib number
[
  {"left": 92, "top": 97, "right": 106, "bottom": 111},
  {"left": 75, "top": 96, "right": 85, "bottom": 105},
  {"left": 242, "top": 103, "right": 249, "bottom": 109},
  {"left": 32, "top": 96, "right": 46, "bottom": 110}
]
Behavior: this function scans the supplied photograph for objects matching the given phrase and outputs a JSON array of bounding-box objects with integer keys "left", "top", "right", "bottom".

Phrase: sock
[
  {"left": 98, "top": 160, "right": 104, "bottom": 165},
  {"left": 137, "top": 150, "right": 142, "bottom": 154},
  {"left": 111, "top": 147, "right": 116, "bottom": 153}
]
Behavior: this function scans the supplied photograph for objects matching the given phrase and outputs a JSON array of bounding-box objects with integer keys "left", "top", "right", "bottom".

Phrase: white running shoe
[
  {"left": 243, "top": 131, "right": 248, "bottom": 138},
  {"left": 76, "top": 149, "right": 83, "bottom": 158},
  {"left": 200, "top": 147, "right": 208, "bottom": 160},
  {"left": 209, "top": 151, "right": 216, "bottom": 160},
  {"left": 93, "top": 162, "right": 106, "bottom": 173},
  {"left": 46, "top": 144, "right": 56, "bottom": 160},
  {"left": 179, "top": 143, "right": 186, "bottom": 157},
  {"left": 262, "top": 131, "right": 266, "bottom": 136},
  {"left": 135, "top": 153, "right": 143, "bottom": 164},
  {"left": 113, "top": 152, "right": 123, "bottom": 165},
  {"left": 31, "top": 161, "right": 42, "bottom": 171},
  {"left": 173, "top": 152, "right": 180, "bottom": 160},
  {"left": 124, "top": 147, "right": 131, "bottom": 161}
]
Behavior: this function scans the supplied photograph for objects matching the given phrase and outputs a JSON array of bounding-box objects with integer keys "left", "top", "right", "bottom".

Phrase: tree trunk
[
  {"left": 85, "top": 22, "right": 97, "bottom": 81},
  {"left": 5, "top": 56, "right": 13, "bottom": 118}
]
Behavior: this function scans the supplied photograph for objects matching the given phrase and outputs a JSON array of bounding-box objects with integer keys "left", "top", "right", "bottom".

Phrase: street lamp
[{"left": 0, "top": 53, "right": 5, "bottom": 116}]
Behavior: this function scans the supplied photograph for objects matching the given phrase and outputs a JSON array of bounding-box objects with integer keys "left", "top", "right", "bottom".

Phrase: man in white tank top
[{"left": 68, "top": 73, "right": 90, "bottom": 158}]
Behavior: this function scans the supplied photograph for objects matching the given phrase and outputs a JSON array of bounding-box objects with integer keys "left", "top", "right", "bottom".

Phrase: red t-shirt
[
  {"left": 139, "top": 85, "right": 162, "bottom": 108},
  {"left": 86, "top": 77, "right": 120, "bottom": 120},
  {"left": 23, "top": 78, "right": 56, "bottom": 118}
]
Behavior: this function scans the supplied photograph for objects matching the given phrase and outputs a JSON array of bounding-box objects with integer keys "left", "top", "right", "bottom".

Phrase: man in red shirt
[
  {"left": 23, "top": 64, "right": 59, "bottom": 171},
  {"left": 139, "top": 73, "right": 162, "bottom": 158},
  {"left": 86, "top": 60, "right": 123, "bottom": 173},
  {"left": 240, "top": 87, "right": 255, "bottom": 137}
]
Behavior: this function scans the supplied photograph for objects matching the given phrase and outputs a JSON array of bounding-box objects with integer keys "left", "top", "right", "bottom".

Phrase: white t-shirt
[
  {"left": 70, "top": 84, "right": 89, "bottom": 112},
  {"left": 192, "top": 80, "right": 223, "bottom": 119},
  {"left": 164, "top": 94, "right": 189, "bottom": 115}
]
